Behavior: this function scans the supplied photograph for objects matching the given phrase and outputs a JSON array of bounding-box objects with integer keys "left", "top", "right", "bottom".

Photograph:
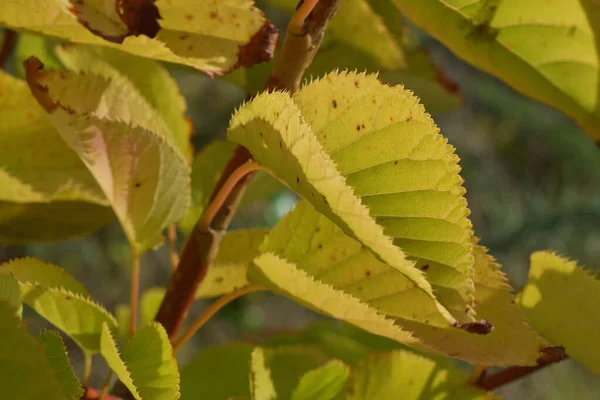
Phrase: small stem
[
  {"left": 82, "top": 354, "right": 93, "bottom": 387},
  {"left": 129, "top": 251, "right": 140, "bottom": 337},
  {"left": 98, "top": 372, "right": 113, "bottom": 400},
  {"left": 167, "top": 224, "right": 179, "bottom": 271},
  {"left": 476, "top": 347, "right": 566, "bottom": 390},
  {"left": 199, "top": 161, "right": 263, "bottom": 231},
  {"left": 289, "top": 0, "right": 320, "bottom": 34},
  {"left": 173, "top": 285, "right": 263, "bottom": 351}
]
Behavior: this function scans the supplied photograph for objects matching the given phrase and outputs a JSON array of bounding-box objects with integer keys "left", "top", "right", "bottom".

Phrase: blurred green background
[{"left": 1, "top": 4, "right": 600, "bottom": 398}]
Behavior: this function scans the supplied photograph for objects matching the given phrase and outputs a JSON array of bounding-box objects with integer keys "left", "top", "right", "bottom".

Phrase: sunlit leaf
[
  {"left": 25, "top": 59, "right": 191, "bottom": 253},
  {"left": 21, "top": 284, "right": 117, "bottom": 354},
  {"left": 0, "top": 0, "right": 276, "bottom": 74},
  {"left": 230, "top": 71, "right": 475, "bottom": 324},
  {"left": 517, "top": 251, "right": 600, "bottom": 375},
  {"left": 0, "top": 71, "right": 112, "bottom": 243},
  {"left": 1, "top": 257, "right": 88, "bottom": 296},
  {"left": 395, "top": 242, "right": 541, "bottom": 366},
  {"left": 392, "top": 0, "right": 600, "bottom": 141},
  {"left": 347, "top": 350, "right": 492, "bottom": 399},
  {"left": 250, "top": 348, "right": 277, "bottom": 400},
  {"left": 251, "top": 201, "right": 537, "bottom": 364},
  {"left": 55, "top": 44, "right": 193, "bottom": 162},
  {"left": 101, "top": 322, "right": 180, "bottom": 400},
  {"left": 0, "top": 301, "right": 68, "bottom": 400},
  {"left": 290, "top": 360, "right": 349, "bottom": 400},
  {"left": 38, "top": 330, "right": 83, "bottom": 400},
  {"left": 100, "top": 323, "right": 141, "bottom": 400}
]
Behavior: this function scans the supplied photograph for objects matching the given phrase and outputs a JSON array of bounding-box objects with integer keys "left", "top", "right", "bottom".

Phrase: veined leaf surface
[
  {"left": 392, "top": 0, "right": 600, "bottom": 142},
  {"left": 250, "top": 201, "right": 538, "bottom": 364},
  {"left": 0, "top": 71, "right": 112, "bottom": 243},
  {"left": 0, "top": 0, "right": 276, "bottom": 74},
  {"left": 25, "top": 59, "right": 191, "bottom": 253},
  {"left": 517, "top": 252, "right": 600, "bottom": 375},
  {"left": 55, "top": 44, "right": 193, "bottom": 162},
  {"left": 101, "top": 322, "right": 180, "bottom": 400},
  {"left": 230, "top": 71, "right": 475, "bottom": 324}
]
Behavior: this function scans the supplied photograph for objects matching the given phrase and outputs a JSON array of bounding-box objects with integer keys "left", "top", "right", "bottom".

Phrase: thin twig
[
  {"left": 173, "top": 285, "right": 263, "bottom": 351},
  {"left": 199, "top": 161, "right": 263, "bottom": 231},
  {"left": 129, "top": 251, "right": 140, "bottom": 337},
  {"left": 82, "top": 354, "right": 93, "bottom": 387},
  {"left": 289, "top": 0, "right": 320, "bottom": 34},
  {"left": 475, "top": 347, "right": 566, "bottom": 390},
  {"left": 0, "top": 29, "right": 16, "bottom": 68},
  {"left": 167, "top": 224, "right": 179, "bottom": 270}
]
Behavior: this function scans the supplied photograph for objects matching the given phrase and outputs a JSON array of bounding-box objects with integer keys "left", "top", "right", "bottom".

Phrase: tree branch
[
  {"left": 152, "top": 0, "right": 341, "bottom": 343},
  {"left": 475, "top": 347, "right": 567, "bottom": 391}
]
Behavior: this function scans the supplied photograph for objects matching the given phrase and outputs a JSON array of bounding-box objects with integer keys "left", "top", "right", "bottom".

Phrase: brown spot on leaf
[
  {"left": 230, "top": 21, "right": 278, "bottom": 70},
  {"left": 454, "top": 319, "right": 493, "bottom": 335},
  {"left": 332, "top": 99, "right": 337, "bottom": 108},
  {"left": 356, "top": 125, "right": 361, "bottom": 132},
  {"left": 214, "top": 276, "right": 224, "bottom": 284},
  {"left": 420, "top": 264, "right": 429, "bottom": 271},
  {"left": 134, "top": 182, "right": 141, "bottom": 188},
  {"left": 365, "top": 269, "right": 372, "bottom": 277},
  {"left": 209, "top": 11, "right": 218, "bottom": 19},
  {"left": 118, "top": 0, "right": 161, "bottom": 37}
]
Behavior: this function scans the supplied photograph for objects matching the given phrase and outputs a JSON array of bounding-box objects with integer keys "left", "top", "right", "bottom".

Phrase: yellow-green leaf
[
  {"left": 290, "top": 360, "right": 349, "bottom": 400},
  {"left": 1, "top": 257, "right": 88, "bottom": 296},
  {"left": 0, "top": 301, "right": 69, "bottom": 400},
  {"left": 101, "top": 322, "right": 180, "bottom": 400},
  {"left": 229, "top": 72, "right": 475, "bottom": 324},
  {"left": 100, "top": 323, "right": 141, "bottom": 400},
  {"left": 196, "top": 228, "right": 269, "bottom": 298},
  {"left": 55, "top": 44, "right": 193, "bottom": 162},
  {"left": 25, "top": 60, "right": 191, "bottom": 253},
  {"left": 517, "top": 251, "right": 600, "bottom": 376},
  {"left": 0, "top": 70, "right": 112, "bottom": 243},
  {"left": 21, "top": 284, "right": 117, "bottom": 354},
  {"left": 392, "top": 0, "right": 600, "bottom": 141},
  {"left": 0, "top": 0, "right": 275, "bottom": 74},
  {"left": 395, "top": 242, "right": 541, "bottom": 366},
  {"left": 250, "top": 348, "right": 277, "bottom": 400},
  {"left": 347, "top": 350, "right": 492, "bottom": 399},
  {"left": 38, "top": 330, "right": 84, "bottom": 400}
]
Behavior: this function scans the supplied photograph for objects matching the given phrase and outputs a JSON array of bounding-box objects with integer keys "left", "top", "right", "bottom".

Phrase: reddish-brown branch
[
  {"left": 476, "top": 347, "right": 567, "bottom": 391},
  {"left": 0, "top": 29, "right": 16, "bottom": 68}
]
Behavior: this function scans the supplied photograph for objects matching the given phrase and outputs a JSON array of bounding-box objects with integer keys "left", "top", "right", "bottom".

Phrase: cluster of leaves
[{"left": 1, "top": 0, "right": 600, "bottom": 399}]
